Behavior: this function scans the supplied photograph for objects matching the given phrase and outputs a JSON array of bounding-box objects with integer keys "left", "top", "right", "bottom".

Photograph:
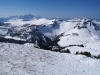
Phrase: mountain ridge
[{"left": 0, "top": 15, "right": 100, "bottom": 50}]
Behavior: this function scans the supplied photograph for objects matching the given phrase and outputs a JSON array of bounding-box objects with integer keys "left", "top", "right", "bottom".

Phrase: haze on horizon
[{"left": 0, "top": 0, "right": 100, "bottom": 20}]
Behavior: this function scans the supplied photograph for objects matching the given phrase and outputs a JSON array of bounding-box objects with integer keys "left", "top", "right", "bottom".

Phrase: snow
[
  {"left": 58, "top": 35, "right": 100, "bottom": 56},
  {"left": 67, "top": 46, "right": 100, "bottom": 56},
  {"left": 0, "top": 28, "right": 8, "bottom": 35},
  {"left": 3, "top": 17, "right": 100, "bottom": 41},
  {"left": 85, "top": 42, "right": 100, "bottom": 51},
  {"left": 0, "top": 17, "right": 100, "bottom": 75},
  {"left": 5, "top": 36, "right": 26, "bottom": 41},
  {"left": 5, "top": 18, "right": 55, "bottom": 26},
  {"left": 0, "top": 26, "right": 10, "bottom": 35},
  {"left": 58, "top": 36, "right": 92, "bottom": 47},
  {"left": 0, "top": 43, "right": 100, "bottom": 75},
  {"left": 59, "top": 21, "right": 79, "bottom": 34},
  {"left": 36, "top": 18, "right": 100, "bottom": 40},
  {"left": 57, "top": 19, "right": 100, "bottom": 56},
  {"left": 37, "top": 21, "right": 60, "bottom": 40},
  {"left": 86, "top": 22, "right": 100, "bottom": 37}
]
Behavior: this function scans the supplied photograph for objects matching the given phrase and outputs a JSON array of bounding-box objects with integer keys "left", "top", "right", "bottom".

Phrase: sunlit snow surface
[{"left": 0, "top": 43, "right": 100, "bottom": 75}]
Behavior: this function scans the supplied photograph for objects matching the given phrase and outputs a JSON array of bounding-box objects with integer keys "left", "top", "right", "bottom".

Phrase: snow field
[{"left": 0, "top": 43, "right": 100, "bottom": 75}]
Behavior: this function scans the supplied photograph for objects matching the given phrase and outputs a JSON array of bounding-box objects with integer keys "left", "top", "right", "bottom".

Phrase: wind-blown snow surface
[{"left": 0, "top": 43, "right": 100, "bottom": 75}]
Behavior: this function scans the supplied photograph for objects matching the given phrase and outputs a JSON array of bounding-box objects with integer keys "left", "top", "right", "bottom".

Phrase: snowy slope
[
  {"left": 58, "top": 19, "right": 100, "bottom": 46},
  {"left": 67, "top": 46, "right": 100, "bottom": 56},
  {"left": 0, "top": 43, "right": 100, "bottom": 75},
  {"left": 60, "top": 19, "right": 100, "bottom": 37}
]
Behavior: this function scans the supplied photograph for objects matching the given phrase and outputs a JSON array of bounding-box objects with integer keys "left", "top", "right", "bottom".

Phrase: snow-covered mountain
[
  {"left": 57, "top": 18, "right": 100, "bottom": 46},
  {"left": 0, "top": 15, "right": 100, "bottom": 75},
  {"left": 0, "top": 15, "right": 100, "bottom": 54}
]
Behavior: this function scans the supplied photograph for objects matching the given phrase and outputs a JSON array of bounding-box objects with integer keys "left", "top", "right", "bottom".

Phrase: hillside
[{"left": 0, "top": 43, "right": 100, "bottom": 75}]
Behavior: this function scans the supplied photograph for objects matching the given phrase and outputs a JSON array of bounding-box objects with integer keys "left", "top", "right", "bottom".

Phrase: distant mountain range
[
  {"left": 0, "top": 14, "right": 67, "bottom": 22},
  {"left": 0, "top": 14, "right": 41, "bottom": 22},
  {"left": 0, "top": 14, "right": 100, "bottom": 50}
]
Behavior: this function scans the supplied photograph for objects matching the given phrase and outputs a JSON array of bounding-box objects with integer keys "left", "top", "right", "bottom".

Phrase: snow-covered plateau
[{"left": 0, "top": 15, "right": 100, "bottom": 75}]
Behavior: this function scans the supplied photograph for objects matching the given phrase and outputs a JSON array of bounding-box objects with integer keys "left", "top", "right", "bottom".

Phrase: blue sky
[{"left": 0, "top": 0, "right": 100, "bottom": 19}]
